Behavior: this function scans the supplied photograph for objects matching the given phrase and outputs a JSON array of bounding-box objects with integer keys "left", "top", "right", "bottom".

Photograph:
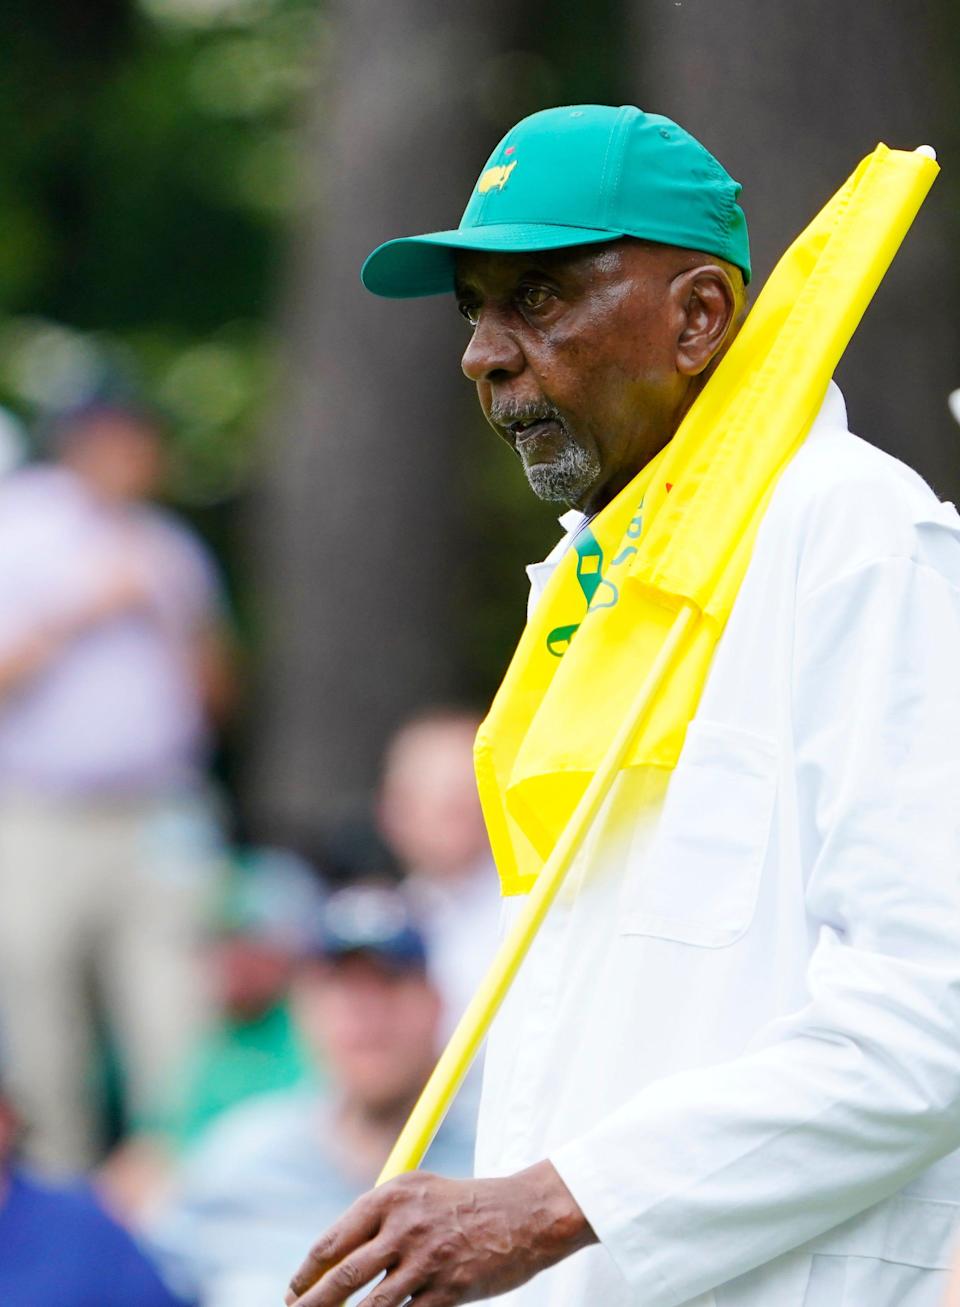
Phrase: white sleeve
[{"left": 550, "top": 553, "right": 960, "bottom": 1306}]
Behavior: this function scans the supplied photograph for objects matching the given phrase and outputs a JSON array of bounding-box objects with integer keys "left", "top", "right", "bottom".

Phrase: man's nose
[{"left": 461, "top": 310, "right": 524, "bottom": 383}]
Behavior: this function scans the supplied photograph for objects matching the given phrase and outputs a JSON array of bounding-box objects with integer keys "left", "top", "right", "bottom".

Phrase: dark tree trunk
[
  {"left": 246, "top": 0, "right": 540, "bottom": 840},
  {"left": 632, "top": 0, "right": 960, "bottom": 498}
]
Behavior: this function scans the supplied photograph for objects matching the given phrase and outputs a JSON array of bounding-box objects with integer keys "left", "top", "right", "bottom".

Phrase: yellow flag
[{"left": 475, "top": 144, "right": 939, "bottom": 896}]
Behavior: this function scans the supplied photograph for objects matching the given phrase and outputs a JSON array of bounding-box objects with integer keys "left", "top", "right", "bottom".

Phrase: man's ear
[{"left": 673, "top": 265, "right": 738, "bottom": 377}]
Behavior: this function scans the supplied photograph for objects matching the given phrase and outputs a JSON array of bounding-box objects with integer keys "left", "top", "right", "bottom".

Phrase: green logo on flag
[{"left": 544, "top": 503, "right": 647, "bottom": 657}]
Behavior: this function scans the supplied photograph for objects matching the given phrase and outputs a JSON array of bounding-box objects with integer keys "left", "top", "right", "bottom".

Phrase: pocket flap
[{"left": 808, "top": 1194, "right": 960, "bottom": 1270}]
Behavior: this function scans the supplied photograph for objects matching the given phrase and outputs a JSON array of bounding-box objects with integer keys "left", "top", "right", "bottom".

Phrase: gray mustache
[{"left": 488, "top": 400, "right": 564, "bottom": 429}]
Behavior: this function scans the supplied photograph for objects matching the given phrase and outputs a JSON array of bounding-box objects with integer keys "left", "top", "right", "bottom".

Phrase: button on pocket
[{"left": 618, "top": 719, "right": 777, "bottom": 947}]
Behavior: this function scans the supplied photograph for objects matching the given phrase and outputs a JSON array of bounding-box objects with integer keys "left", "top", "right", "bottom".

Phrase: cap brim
[{"left": 361, "top": 224, "right": 622, "bottom": 299}]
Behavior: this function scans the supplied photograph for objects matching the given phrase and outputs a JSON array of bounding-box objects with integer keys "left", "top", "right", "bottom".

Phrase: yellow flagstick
[{"left": 377, "top": 601, "right": 699, "bottom": 1185}]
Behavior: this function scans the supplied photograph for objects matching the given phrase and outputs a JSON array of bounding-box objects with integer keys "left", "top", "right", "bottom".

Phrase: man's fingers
[
  {"left": 356, "top": 1265, "right": 434, "bottom": 1307},
  {"left": 291, "top": 1261, "right": 426, "bottom": 1307},
  {"left": 287, "top": 1236, "right": 400, "bottom": 1307},
  {"left": 287, "top": 1197, "right": 383, "bottom": 1300}
]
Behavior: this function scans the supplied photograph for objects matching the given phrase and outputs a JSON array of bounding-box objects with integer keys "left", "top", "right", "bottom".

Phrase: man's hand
[{"left": 285, "top": 1159, "right": 596, "bottom": 1306}]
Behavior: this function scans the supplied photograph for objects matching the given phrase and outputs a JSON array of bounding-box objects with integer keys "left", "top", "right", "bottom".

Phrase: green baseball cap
[{"left": 361, "top": 104, "right": 750, "bottom": 298}]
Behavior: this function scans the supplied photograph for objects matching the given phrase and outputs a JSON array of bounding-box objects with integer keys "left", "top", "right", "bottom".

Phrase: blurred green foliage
[{"left": 0, "top": 0, "right": 319, "bottom": 506}]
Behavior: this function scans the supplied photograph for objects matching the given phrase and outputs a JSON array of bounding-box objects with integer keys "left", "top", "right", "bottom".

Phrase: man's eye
[
  {"left": 457, "top": 300, "right": 480, "bottom": 326},
  {"left": 517, "top": 285, "right": 553, "bottom": 311}
]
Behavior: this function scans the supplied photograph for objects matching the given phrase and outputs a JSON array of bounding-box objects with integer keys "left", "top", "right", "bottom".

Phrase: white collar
[
  {"left": 557, "top": 508, "right": 588, "bottom": 535},
  {"left": 817, "top": 379, "right": 848, "bottom": 431}
]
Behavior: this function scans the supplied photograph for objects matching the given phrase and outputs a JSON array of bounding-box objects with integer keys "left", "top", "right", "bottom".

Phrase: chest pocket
[{"left": 618, "top": 719, "right": 777, "bottom": 948}]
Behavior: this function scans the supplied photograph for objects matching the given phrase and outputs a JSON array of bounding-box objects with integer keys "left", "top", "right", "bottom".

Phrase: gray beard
[{"left": 521, "top": 437, "right": 602, "bottom": 504}]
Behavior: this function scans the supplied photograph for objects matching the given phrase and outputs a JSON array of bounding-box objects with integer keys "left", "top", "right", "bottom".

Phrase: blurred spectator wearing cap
[
  {"left": 145, "top": 883, "right": 473, "bottom": 1307},
  {"left": 0, "top": 1062, "right": 194, "bottom": 1307},
  {"left": 0, "top": 401, "right": 237, "bottom": 1175},
  {"left": 378, "top": 708, "right": 501, "bottom": 1039}
]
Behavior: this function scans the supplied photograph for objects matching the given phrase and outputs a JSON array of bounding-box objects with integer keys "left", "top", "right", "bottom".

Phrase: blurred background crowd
[{"left": 1, "top": 1, "right": 959, "bottom": 1304}]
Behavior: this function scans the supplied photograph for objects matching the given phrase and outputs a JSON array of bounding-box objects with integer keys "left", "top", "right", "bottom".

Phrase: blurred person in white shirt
[
  {"left": 0, "top": 400, "right": 237, "bottom": 1175},
  {"left": 377, "top": 708, "right": 500, "bottom": 1040}
]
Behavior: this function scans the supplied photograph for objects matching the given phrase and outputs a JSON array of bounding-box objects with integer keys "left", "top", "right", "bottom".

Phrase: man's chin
[{"left": 523, "top": 457, "right": 600, "bottom": 505}]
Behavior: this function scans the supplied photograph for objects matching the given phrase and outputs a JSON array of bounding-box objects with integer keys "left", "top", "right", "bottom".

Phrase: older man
[{"left": 287, "top": 107, "right": 960, "bottom": 1307}]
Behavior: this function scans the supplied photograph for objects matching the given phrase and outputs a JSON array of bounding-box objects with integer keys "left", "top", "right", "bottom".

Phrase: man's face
[
  {"left": 379, "top": 719, "right": 488, "bottom": 880},
  {"left": 294, "top": 953, "right": 441, "bottom": 1115},
  {"left": 211, "top": 934, "right": 294, "bottom": 1022},
  {"left": 61, "top": 415, "right": 166, "bottom": 502},
  {"left": 456, "top": 240, "right": 693, "bottom": 515}
]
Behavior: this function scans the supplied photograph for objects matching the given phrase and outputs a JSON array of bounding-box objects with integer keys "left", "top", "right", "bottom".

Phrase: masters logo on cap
[
  {"left": 477, "top": 143, "right": 519, "bottom": 195},
  {"left": 477, "top": 159, "right": 518, "bottom": 194}
]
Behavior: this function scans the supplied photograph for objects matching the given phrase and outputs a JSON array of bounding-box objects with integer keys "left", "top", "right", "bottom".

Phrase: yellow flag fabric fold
[{"left": 475, "top": 143, "right": 939, "bottom": 896}]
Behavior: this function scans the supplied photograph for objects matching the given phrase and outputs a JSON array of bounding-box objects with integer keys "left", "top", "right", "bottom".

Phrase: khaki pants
[{"left": 0, "top": 791, "right": 220, "bottom": 1174}]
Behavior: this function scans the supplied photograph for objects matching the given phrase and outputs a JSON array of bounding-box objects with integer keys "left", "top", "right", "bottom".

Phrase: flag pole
[{"left": 376, "top": 600, "right": 699, "bottom": 1185}]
